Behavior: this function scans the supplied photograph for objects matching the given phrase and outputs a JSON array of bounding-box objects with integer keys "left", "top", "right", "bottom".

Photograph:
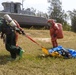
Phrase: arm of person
[{"left": 14, "top": 20, "right": 25, "bottom": 35}]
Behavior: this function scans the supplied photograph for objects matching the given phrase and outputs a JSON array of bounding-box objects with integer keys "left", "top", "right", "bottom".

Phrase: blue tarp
[
  {"left": 48, "top": 46, "right": 76, "bottom": 58},
  {"left": 68, "top": 49, "right": 76, "bottom": 57}
]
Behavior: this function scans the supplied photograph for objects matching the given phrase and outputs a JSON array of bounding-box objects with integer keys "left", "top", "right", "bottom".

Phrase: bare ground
[{"left": 33, "top": 38, "right": 51, "bottom": 43}]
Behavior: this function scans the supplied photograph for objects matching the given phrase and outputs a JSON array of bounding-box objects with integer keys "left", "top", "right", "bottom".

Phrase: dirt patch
[{"left": 33, "top": 38, "right": 51, "bottom": 43}]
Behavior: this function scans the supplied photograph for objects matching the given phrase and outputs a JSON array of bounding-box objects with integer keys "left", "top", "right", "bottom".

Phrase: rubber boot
[{"left": 19, "top": 50, "right": 24, "bottom": 59}]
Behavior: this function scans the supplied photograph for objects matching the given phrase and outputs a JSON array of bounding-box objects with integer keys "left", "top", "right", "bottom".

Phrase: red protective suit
[{"left": 48, "top": 19, "right": 63, "bottom": 48}]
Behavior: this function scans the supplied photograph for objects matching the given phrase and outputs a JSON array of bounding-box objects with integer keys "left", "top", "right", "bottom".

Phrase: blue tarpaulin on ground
[
  {"left": 68, "top": 49, "right": 76, "bottom": 57},
  {"left": 48, "top": 46, "right": 76, "bottom": 58}
]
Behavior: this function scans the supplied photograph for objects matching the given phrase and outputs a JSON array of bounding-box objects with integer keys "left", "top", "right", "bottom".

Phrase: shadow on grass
[
  {"left": 0, "top": 55, "right": 11, "bottom": 65},
  {"left": 36, "top": 54, "right": 72, "bottom": 60},
  {"left": 36, "top": 54, "right": 52, "bottom": 59}
]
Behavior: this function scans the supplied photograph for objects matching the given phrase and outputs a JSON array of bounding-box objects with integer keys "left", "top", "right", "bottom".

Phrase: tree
[
  {"left": 68, "top": 10, "right": 76, "bottom": 32},
  {"left": 47, "top": 0, "right": 64, "bottom": 24},
  {"left": 36, "top": 11, "right": 48, "bottom": 18}
]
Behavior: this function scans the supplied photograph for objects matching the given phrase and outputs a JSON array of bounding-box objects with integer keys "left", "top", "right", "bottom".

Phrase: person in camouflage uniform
[{"left": 0, "top": 16, "right": 25, "bottom": 60}]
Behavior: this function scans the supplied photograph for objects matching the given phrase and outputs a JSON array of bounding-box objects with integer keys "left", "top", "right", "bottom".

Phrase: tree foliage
[
  {"left": 68, "top": 10, "right": 76, "bottom": 32},
  {"left": 48, "top": 0, "right": 64, "bottom": 23}
]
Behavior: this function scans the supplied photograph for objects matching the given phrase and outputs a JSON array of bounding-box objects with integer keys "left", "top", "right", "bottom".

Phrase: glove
[
  {"left": 16, "top": 29, "right": 21, "bottom": 34},
  {"left": 22, "top": 31, "right": 25, "bottom": 35}
]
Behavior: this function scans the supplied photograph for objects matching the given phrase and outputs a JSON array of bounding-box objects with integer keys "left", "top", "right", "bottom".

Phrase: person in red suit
[{"left": 47, "top": 19, "right": 63, "bottom": 48}]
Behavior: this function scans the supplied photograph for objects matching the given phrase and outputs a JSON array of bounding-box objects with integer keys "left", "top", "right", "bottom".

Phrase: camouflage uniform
[{"left": 0, "top": 18, "right": 24, "bottom": 59}]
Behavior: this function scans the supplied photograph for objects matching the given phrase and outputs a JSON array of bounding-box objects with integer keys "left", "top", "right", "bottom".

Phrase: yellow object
[
  {"left": 50, "top": 52, "right": 62, "bottom": 57},
  {"left": 42, "top": 47, "right": 49, "bottom": 55},
  {"left": 42, "top": 47, "right": 62, "bottom": 58}
]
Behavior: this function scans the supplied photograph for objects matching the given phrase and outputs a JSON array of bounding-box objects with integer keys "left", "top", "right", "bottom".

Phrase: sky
[{"left": 0, "top": 0, "right": 76, "bottom": 13}]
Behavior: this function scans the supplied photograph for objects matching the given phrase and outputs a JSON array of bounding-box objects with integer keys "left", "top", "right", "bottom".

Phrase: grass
[{"left": 0, "top": 29, "right": 76, "bottom": 75}]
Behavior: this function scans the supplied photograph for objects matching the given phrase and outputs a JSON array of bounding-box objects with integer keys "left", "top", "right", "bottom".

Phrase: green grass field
[{"left": 0, "top": 29, "right": 76, "bottom": 75}]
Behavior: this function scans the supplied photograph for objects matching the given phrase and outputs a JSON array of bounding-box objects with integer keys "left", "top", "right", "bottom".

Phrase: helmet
[
  {"left": 47, "top": 19, "right": 55, "bottom": 26},
  {"left": 47, "top": 19, "right": 55, "bottom": 23}
]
